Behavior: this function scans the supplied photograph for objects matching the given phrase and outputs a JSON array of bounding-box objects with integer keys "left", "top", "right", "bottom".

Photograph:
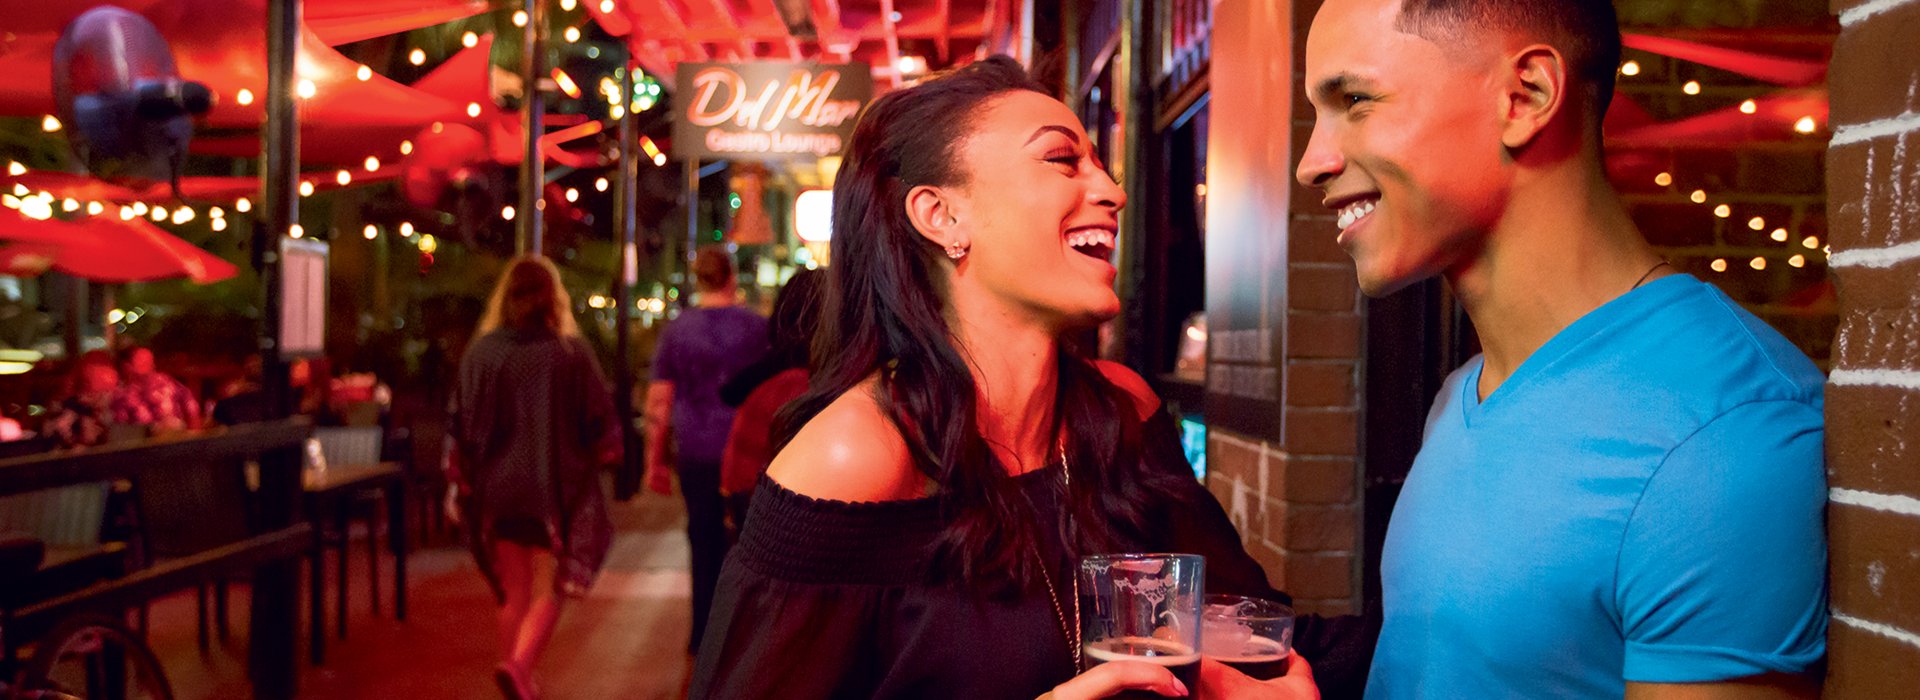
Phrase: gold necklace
[{"left": 1033, "top": 438, "right": 1081, "bottom": 669}]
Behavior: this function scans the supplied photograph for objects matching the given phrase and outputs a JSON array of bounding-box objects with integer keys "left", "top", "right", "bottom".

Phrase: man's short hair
[
  {"left": 692, "top": 246, "right": 737, "bottom": 292},
  {"left": 1394, "top": 0, "right": 1622, "bottom": 120}
]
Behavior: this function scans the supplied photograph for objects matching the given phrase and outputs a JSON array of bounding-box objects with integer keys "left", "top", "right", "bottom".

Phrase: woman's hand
[
  {"left": 1196, "top": 651, "right": 1318, "bottom": 699},
  {"left": 1038, "top": 661, "right": 1190, "bottom": 700}
]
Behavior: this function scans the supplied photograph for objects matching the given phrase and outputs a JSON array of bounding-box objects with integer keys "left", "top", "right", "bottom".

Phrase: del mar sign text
[{"left": 671, "top": 61, "right": 872, "bottom": 160}]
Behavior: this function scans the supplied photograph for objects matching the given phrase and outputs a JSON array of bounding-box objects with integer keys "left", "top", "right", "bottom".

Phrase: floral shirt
[{"left": 111, "top": 373, "right": 201, "bottom": 429}]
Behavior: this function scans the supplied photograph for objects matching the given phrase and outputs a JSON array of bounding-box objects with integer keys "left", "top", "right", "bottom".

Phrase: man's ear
[
  {"left": 904, "top": 184, "right": 963, "bottom": 248},
  {"left": 1501, "top": 44, "right": 1568, "bottom": 150}
]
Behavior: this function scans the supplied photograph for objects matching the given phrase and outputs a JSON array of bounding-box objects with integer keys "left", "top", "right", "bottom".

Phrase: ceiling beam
[{"left": 935, "top": 0, "right": 951, "bottom": 62}]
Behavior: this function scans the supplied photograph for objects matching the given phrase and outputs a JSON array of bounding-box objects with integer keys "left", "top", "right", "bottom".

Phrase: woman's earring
[{"left": 944, "top": 241, "right": 968, "bottom": 260}]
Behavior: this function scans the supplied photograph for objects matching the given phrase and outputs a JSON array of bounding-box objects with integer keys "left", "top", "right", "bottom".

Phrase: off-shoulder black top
[{"left": 688, "top": 412, "right": 1375, "bottom": 699}]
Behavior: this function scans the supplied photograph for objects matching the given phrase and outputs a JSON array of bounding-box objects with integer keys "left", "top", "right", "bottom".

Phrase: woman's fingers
[{"left": 1048, "top": 660, "right": 1188, "bottom": 700}]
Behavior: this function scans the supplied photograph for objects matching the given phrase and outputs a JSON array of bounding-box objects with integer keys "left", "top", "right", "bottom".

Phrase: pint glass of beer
[
  {"left": 1078, "top": 553, "right": 1204, "bottom": 699},
  {"left": 1200, "top": 594, "right": 1294, "bottom": 680}
]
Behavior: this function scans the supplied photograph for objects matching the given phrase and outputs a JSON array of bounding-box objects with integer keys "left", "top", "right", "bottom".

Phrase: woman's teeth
[
  {"left": 1337, "top": 199, "right": 1377, "bottom": 230},
  {"left": 1067, "top": 228, "right": 1116, "bottom": 250}
]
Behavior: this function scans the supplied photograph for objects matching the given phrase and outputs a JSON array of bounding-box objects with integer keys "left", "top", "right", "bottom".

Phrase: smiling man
[{"left": 1296, "top": 0, "right": 1828, "bottom": 698}]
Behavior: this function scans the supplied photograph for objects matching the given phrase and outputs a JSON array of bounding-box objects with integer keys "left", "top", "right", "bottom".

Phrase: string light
[
  {"left": 12, "top": 184, "right": 28, "bottom": 197},
  {"left": 502, "top": 205, "right": 516, "bottom": 221},
  {"left": 1710, "top": 258, "right": 1727, "bottom": 272},
  {"left": 150, "top": 207, "right": 167, "bottom": 222},
  {"left": 1802, "top": 236, "right": 1820, "bottom": 250},
  {"left": 290, "top": 224, "right": 304, "bottom": 238},
  {"left": 41, "top": 115, "right": 61, "bottom": 132},
  {"left": 1747, "top": 216, "right": 1765, "bottom": 231},
  {"left": 1770, "top": 228, "right": 1788, "bottom": 242},
  {"left": 237, "top": 89, "right": 255, "bottom": 105},
  {"left": 236, "top": 197, "right": 252, "bottom": 213},
  {"left": 211, "top": 217, "right": 228, "bottom": 232},
  {"left": 1620, "top": 60, "right": 1640, "bottom": 76},
  {"left": 513, "top": 10, "right": 529, "bottom": 26},
  {"left": 1788, "top": 254, "right": 1805, "bottom": 268},
  {"left": 462, "top": 32, "right": 479, "bottom": 48},
  {"left": 61, "top": 198, "right": 78, "bottom": 212},
  {"left": 400, "top": 140, "right": 414, "bottom": 155},
  {"left": 210, "top": 206, "right": 225, "bottom": 218},
  {"left": 171, "top": 207, "right": 195, "bottom": 225},
  {"left": 1739, "top": 99, "right": 1757, "bottom": 114},
  {"left": 357, "top": 65, "right": 373, "bottom": 81},
  {"left": 653, "top": 153, "right": 666, "bottom": 166},
  {"left": 297, "top": 79, "right": 316, "bottom": 99},
  {"left": 410, "top": 48, "right": 427, "bottom": 65},
  {"left": 418, "top": 234, "right": 438, "bottom": 253},
  {"left": 594, "top": 177, "right": 609, "bottom": 192},
  {"left": 565, "top": 187, "right": 579, "bottom": 202},
  {"left": 561, "top": 0, "right": 577, "bottom": 10},
  {"left": 87, "top": 201, "right": 104, "bottom": 215},
  {"left": 335, "top": 169, "right": 352, "bottom": 186},
  {"left": 399, "top": 221, "right": 414, "bottom": 237},
  {"left": 1689, "top": 189, "right": 1707, "bottom": 204},
  {"left": 364, "top": 224, "right": 379, "bottom": 239},
  {"left": 1682, "top": 80, "right": 1701, "bottom": 95},
  {"left": 119, "top": 206, "right": 137, "bottom": 221},
  {"left": 467, "top": 102, "right": 483, "bottom": 118},
  {"left": 1654, "top": 172, "right": 1672, "bottom": 187},
  {"left": 431, "top": 121, "right": 444, "bottom": 133},
  {"left": 6, "top": 162, "right": 23, "bottom": 176},
  {"left": 132, "top": 202, "right": 149, "bottom": 216},
  {"left": 365, "top": 156, "right": 381, "bottom": 172},
  {"left": 1713, "top": 204, "right": 1731, "bottom": 218},
  {"left": 1794, "top": 116, "right": 1817, "bottom": 134},
  {"left": 610, "top": 105, "right": 625, "bottom": 119},
  {"left": 564, "top": 26, "right": 582, "bottom": 43},
  {"left": 600, "top": 0, "right": 614, "bottom": 12},
  {"left": 1749, "top": 257, "right": 1766, "bottom": 270},
  {"left": 299, "top": 181, "right": 315, "bottom": 197}
]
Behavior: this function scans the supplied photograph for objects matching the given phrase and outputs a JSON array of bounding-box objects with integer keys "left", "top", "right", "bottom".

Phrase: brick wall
[
  {"left": 1821, "top": 0, "right": 1920, "bottom": 694},
  {"left": 1203, "top": 0, "right": 1364, "bottom": 617}
]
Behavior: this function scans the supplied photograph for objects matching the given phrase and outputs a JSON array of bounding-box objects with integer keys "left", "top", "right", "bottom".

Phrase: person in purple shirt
[{"left": 645, "top": 246, "right": 769, "bottom": 653}]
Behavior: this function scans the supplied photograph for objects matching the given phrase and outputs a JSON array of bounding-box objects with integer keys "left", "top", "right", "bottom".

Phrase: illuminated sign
[{"left": 672, "top": 61, "right": 872, "bottom": 161}]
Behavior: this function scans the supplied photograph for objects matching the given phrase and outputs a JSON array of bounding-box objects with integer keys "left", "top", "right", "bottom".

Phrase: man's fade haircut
[{"left": 1394, "top": 0, "right": 1622, "bottom": 122}]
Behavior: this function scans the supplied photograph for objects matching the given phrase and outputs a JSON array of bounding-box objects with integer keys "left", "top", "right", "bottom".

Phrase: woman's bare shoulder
[{"left": 764, "top": 379, "right": 927, "bottom": 503}]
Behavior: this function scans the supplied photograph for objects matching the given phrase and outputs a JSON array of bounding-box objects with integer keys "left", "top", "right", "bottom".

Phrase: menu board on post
[
  {"left": 670, "top": 61, "right": 872, "bottom": 161},
  {"left": 278, "top": 238, "right": 328, "bottom": 359}
]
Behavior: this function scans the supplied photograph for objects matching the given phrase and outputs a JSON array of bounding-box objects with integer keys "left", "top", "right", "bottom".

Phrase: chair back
[
  {"left": 129, "top": 459, "right": 253, "bottom": 561},
  {"left": 0, "top": 482, "right": 111, "bottom": 549},
  {"left": 314, "top": 426, "right": 383, "bottom": 467}
]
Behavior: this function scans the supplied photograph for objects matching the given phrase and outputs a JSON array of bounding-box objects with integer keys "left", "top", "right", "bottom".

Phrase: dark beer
[
  {"left": 1210, "top": 634, "right": 1289, "bottom": 680},
  {"left": 1084, "top": 636, "right": 1200, "bottom": 700}
]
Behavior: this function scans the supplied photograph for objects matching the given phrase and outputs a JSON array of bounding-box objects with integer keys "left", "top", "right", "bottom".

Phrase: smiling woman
[{"left": 687, "top": 56, "right": 1336, "bottom": 700}]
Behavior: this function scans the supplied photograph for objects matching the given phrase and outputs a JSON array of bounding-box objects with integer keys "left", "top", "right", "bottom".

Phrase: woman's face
[{"left": 940, "top": 90, "right": 1126, "bottom": 329}]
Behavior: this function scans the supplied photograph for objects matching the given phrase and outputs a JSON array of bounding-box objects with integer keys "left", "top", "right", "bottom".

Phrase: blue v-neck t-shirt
[{"left": 1366, "top": 275, "right": 1828, "bottom": 698}]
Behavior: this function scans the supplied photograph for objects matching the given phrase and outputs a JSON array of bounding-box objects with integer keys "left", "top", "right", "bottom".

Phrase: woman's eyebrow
[{"left": 1025, "top": 125, "right": 1080, "bottom": 146}]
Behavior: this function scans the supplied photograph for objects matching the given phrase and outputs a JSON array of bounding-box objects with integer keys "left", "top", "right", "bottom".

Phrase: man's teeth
[
  {"left": 1336, "top": 200, "right": 1377, "bottom": 230},
  {"left": 1067, "top": 229, "right": 1116, "bottom": 248}
]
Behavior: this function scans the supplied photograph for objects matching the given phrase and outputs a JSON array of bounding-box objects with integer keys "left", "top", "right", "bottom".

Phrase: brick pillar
[
  {"left": 1204, "top": 0, "right": 1364, "bottom": 617},
  {"left": 1822, "top": 0, "right": 1920, "bottom": 695}
]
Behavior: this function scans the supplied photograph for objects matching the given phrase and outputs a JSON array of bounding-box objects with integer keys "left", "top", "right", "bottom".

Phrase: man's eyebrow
[
  {"left": 1025, "top": 125, "right": 1080, "bottom": 146},
  {"left": 1312, "top": 72, "right": 1376, "bottom": 101}
]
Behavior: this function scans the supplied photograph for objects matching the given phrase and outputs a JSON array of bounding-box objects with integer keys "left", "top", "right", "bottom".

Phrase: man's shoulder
[{"left": 1642, "top": 280, "right": 1823, "bottom": 409}]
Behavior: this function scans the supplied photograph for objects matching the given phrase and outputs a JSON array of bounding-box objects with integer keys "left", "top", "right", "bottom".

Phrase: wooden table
[{"left": 301, "top": 462, "right": 408, "bottom": 666}]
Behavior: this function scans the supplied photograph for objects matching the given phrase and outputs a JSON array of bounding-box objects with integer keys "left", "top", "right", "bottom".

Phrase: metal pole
[
  {"left": 683, "top": 159, "right": 698, "bottom": 306},
  {"left": 251, "top": 4, "right": 301, "bottom": 697},
  {"left": 518, "top": 0, "right": 546, "bottom": 256},
  {"left": 611, "top": 59, "right": 641, "bottom": 500}
]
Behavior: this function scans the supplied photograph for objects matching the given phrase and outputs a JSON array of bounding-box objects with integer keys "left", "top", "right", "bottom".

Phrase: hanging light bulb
[
  {"left": 1802, "top": 236, "right": 1820, "bottom": 250},
  {"left": 462, "top": 32, "right": 479, "bottom": 48},
  {"left": 237, "top": 89, "right": 256, "bottom": 105},
  {"left": 1749, "top": 256, "right": 1766, "bottom": 270},
  {"left": 364, "top": 224, "right": 379, "bottom": 240},
  {"left": 502, "top": 205, "right": 516, "bottom": 221},
  {"left": 561, "top": 0, "right": 577, "bottom": 10},
  {"left": 595, "top": 177, "right": 609, "bottom": 192},
  {"left": 600, "top": 0, "right": 614, "bottom": 12},
  {"left": 467, "top": 102, "right": 483, "bottom": 118},
  {"left": 365, "top": 156, "right": 381, "bottom": 172},
  {"left": 61, "top": 198, "right": 78, "bottom": 212},
  {"left": 1713, "top": 204, "right": 1731, "bottom": 218},
  {"left": 565, "top": 187, "right": 579, "bottom": 202},
  {"left": 410, "top": 48, "right": 427, "bottom": 65},
  {"left": 212, "top": 217, "right": 228, "bottom": 232},
  {"left": 290, "top": 224, "right": 304, "bottom": 238},
  {"left": 1653, "top": 172, "right": 1672, "bottom": 187},
  {"left": 400, "top": 140, "right": 414, "bottom": 155},
  {"left": 335, "top": 170, "right": 352, "bottom": 186},
  {"left": 171, "top": 207, "right": 195, "bottom": 225},
  {"left": 120, "top": 206, "right": 137, "bottom": 221},
  {"left": 1619, "top": 60, "right": 1640, "bottom": 77},
  {"left": 1710, "top": 258, "right": 1727, "bottom": 272},
  {"left": 1788, "top": 254, "right": 1805, "bottom": 268},
  {"left": 1682, "top": 80, "right": 1701, "bottom": 95},
  {"left": 1739, "top": 99, "right": 1757, "bottom": 114},
  {"left": 6, "top": 161, "right": 24, "bottom": 176},
  {"left": 41, "top": 115, "right": 61, "bottom": 132},
  {"left": 210, "top": 207, "right": 225, "bottom": 218},
  {"left": 564, "top": 26, "right": 582, "bottom": 43},
  {"left": 296, "top": 79, "right": 316, "bottom": 99},
  {"left": 653, "top": 153, "right": 667, "bottom": 166},
  {"left": 399, "top": 221, "right": 414, "bottom": 237},
  {"left": 236, "top": 197, "right": 253, "bottom": 213},
  {"left": 1689, "top": 189, "right": 1707, "bottom": 204},
  {"left": 1747, "top": 216, "right": 1765, "bottom": 231},
  {"left": 299, "top": 181, "right": 316, "bottom": 197},
  {"left": 1770, "top": 228, "right": 1788, "bottom": 242},
  {"left": 1794, "top": 116, "right": 1817, "bottom": 134},
  {"left": 513, "top": 10, "right": 529, "bottom": 26},
  {"left": 131, "top": 202, "right": 148, "bottom": 216},
  {"left": 356, "top": 65, "right": 373, "bottom": 81},
  {"left": 87, "top": 201, "right": 104, "bottom": 216},
  {"left": 150, "top": 206, "right": 168, "bottom": 222}
]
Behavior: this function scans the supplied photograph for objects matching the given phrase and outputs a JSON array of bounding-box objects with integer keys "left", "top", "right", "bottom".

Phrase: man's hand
[
  {"left": 1197, "top": 651, "right": 1318, "bottom": 699},
  {"left": 1039, "top": 660, "right": 1188, "bottom": 700}
]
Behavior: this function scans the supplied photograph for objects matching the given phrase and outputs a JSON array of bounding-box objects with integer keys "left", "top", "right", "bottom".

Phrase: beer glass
[
  {"left": 1078, "top": 553, "right": 1204, "bottom": 699},
  {"left": 1200, "top": 594, "right": 1294, "bottom": 680}
]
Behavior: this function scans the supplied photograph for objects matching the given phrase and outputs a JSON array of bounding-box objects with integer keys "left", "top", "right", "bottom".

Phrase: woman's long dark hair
[{"left": 774, "top": 56, "right": 1189, "bottom": 593}]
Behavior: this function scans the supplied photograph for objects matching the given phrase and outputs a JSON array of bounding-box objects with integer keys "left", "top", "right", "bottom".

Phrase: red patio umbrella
[{"left": 0, "top": 208, "right": 237, "bottom": 284}]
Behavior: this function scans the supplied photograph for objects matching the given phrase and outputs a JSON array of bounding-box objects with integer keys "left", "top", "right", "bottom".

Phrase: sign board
[
  {"left": 671, "top": 61, "right": 872, "bottom": 161},
  {"left": 279, "top": 238, "right": 328, "bottom": 359}
]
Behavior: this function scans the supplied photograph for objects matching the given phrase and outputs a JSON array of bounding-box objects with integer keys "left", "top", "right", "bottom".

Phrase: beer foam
[
  {"left": 1084, "top": 637, "right": 1200, "bottom": 666},
  {"left": 1207, "top": 634, "right": 1289, "bottom": 664}
]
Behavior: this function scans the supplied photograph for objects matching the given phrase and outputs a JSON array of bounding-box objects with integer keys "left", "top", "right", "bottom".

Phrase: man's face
[{"left": 1296, "top": 0, "right": 1513, "bottom": 296}]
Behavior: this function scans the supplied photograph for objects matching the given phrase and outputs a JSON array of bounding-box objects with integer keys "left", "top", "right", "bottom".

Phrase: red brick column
[
  {"left": 1822, "top": 0, "right": 1920, "bottom": 694},
  {"left": 1202, "top": 0, "right": 1363, "bottom": 617}
]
